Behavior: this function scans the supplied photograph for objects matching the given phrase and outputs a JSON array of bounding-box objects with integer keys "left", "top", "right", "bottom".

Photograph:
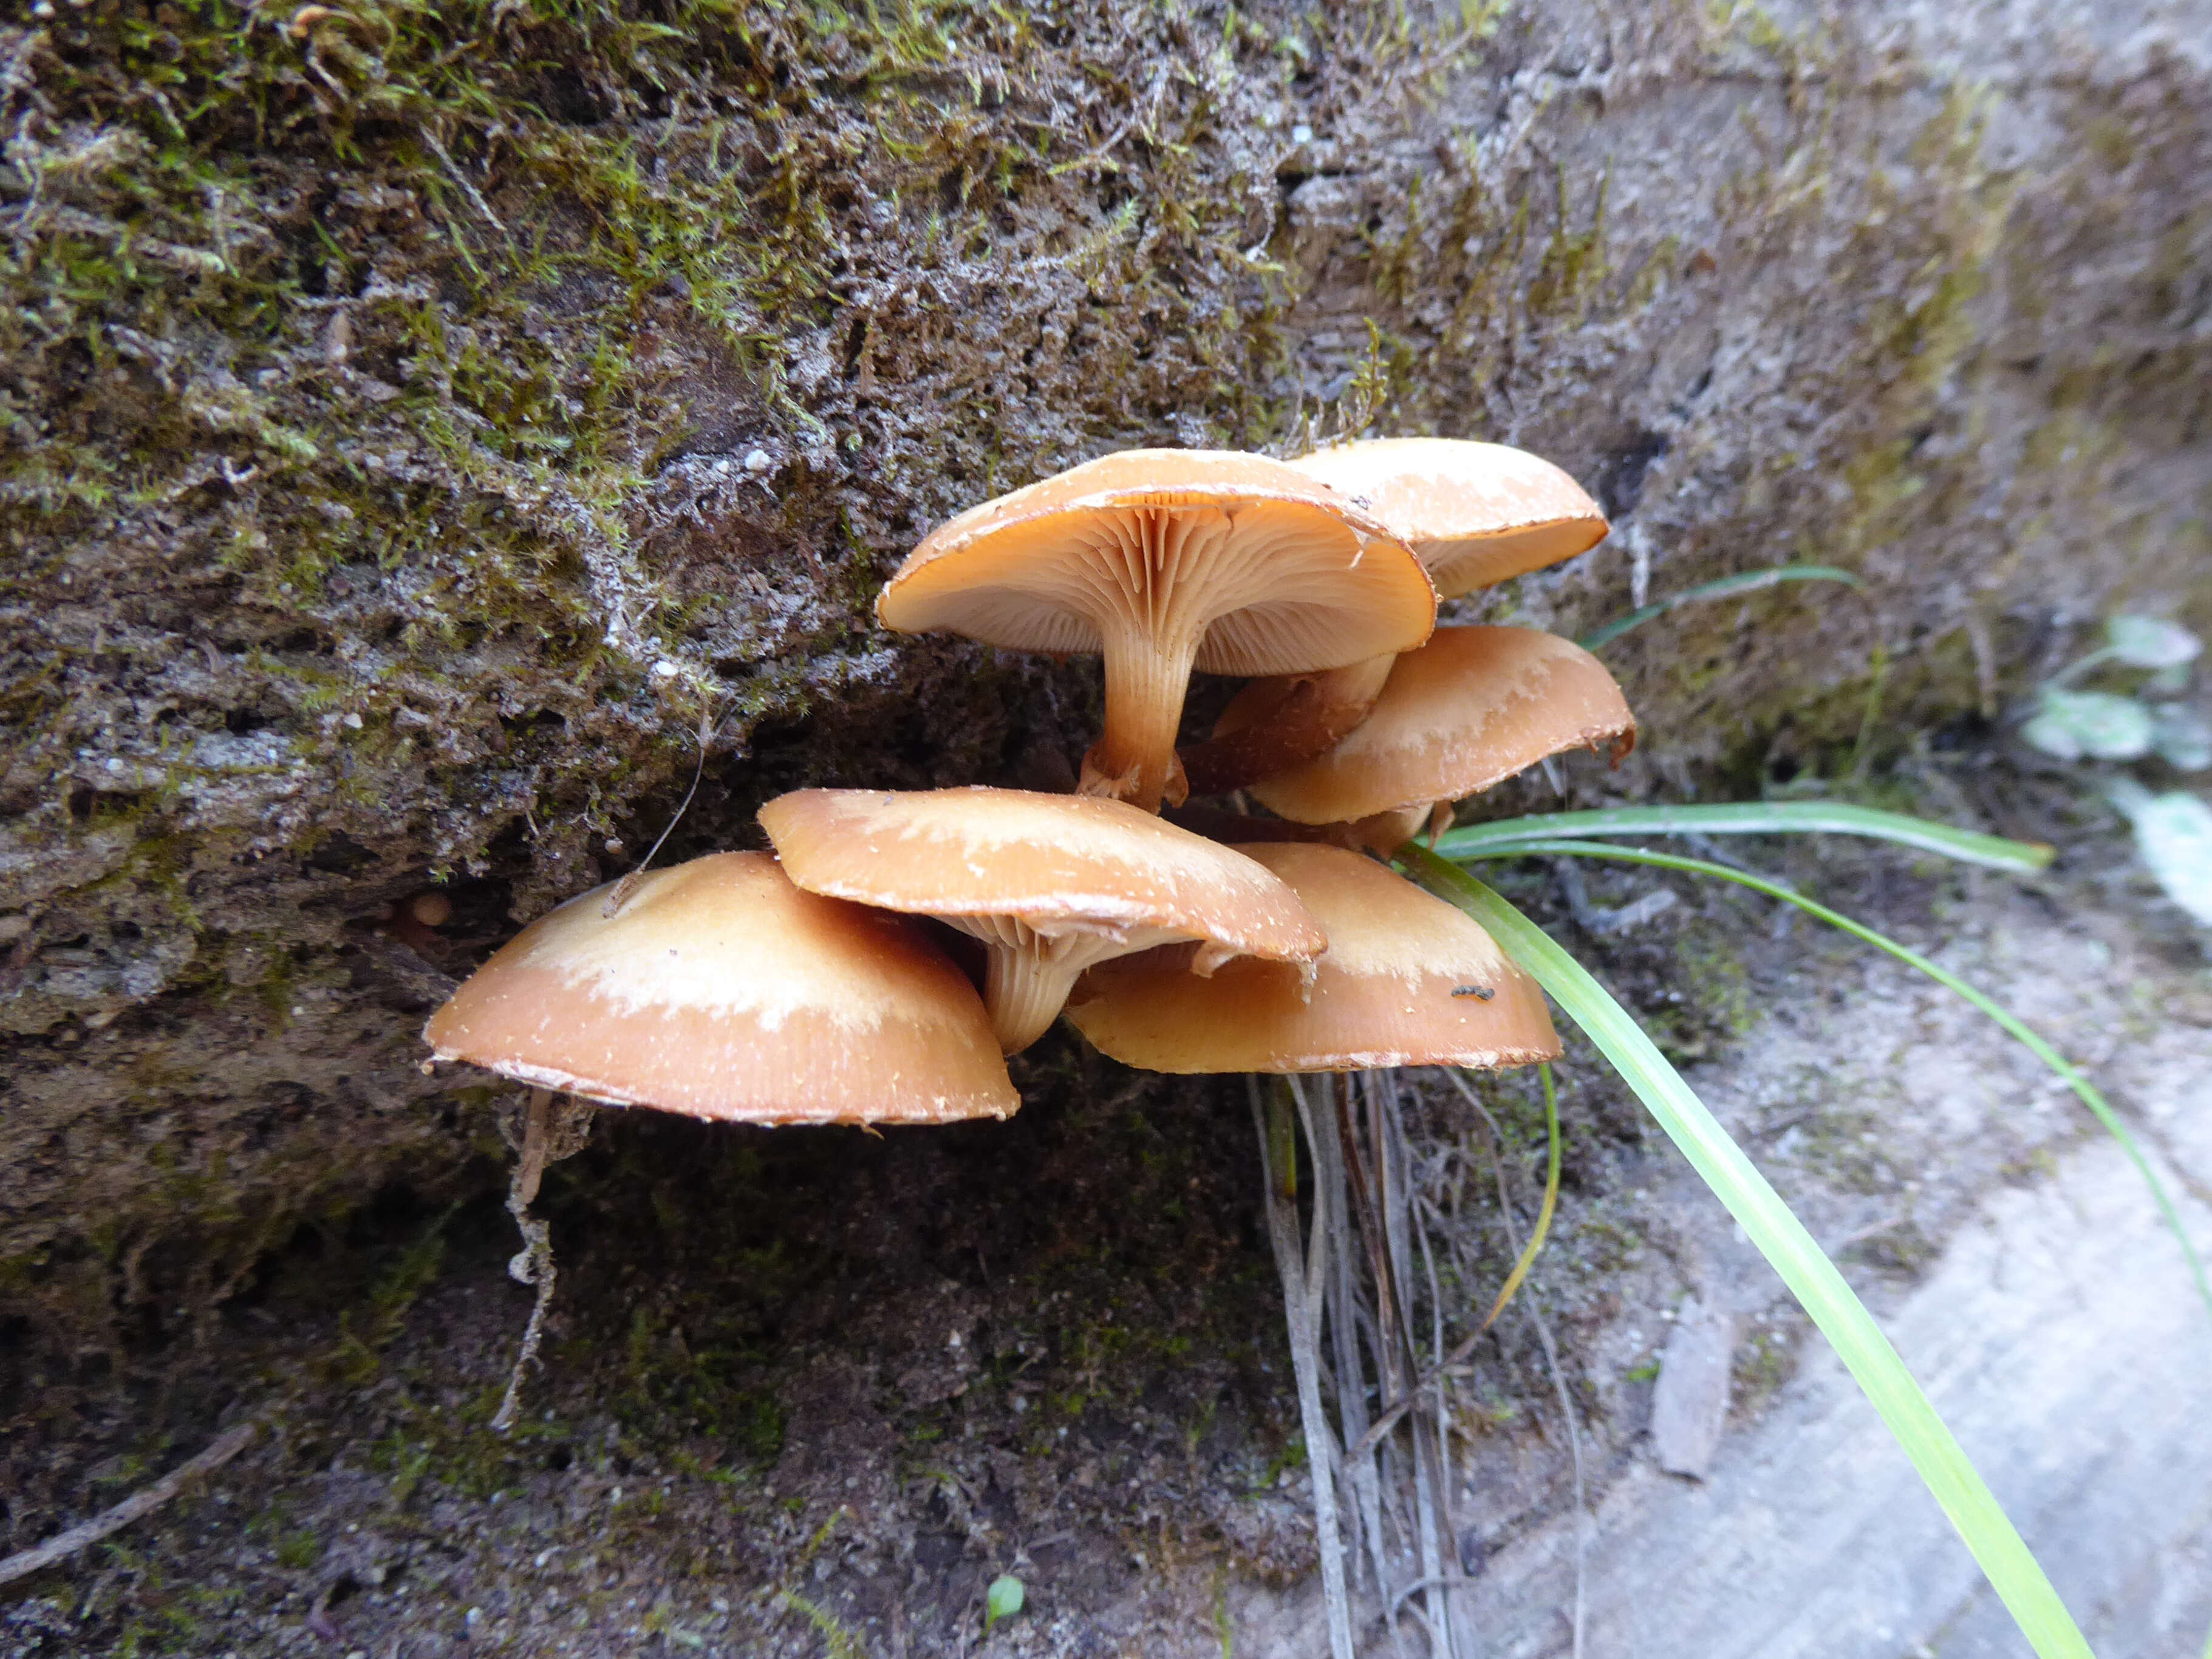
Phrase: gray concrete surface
[{"left": 1464, "top": 1078, "right": 2212, "bottom": 1657}]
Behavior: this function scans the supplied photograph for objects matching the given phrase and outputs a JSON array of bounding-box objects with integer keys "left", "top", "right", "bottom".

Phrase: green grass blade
[
  {"left": 1458, "top": 837, "right": 2212, "bottom": 1321},
  {"left": 1399, "top": 845, "right": 2095, "bottom": 1659},
  {"left": 1579, "top": 565, "right": 1866, "bottom": 652},
  {"left": 1480, "top": 1061, "right": 1561, "bottom": 1332},
  {"left": 1436, "top": 802, "right": 2053, "bottom": 874}
]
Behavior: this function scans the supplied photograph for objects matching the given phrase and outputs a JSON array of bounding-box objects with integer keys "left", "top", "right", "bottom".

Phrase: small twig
[
  {"left": 1834, "top": 1213, "right": 1903, "bottom": 1249},
  {"left": 419, "top": 128, "right": 505, "bottom": 234},
  {"left": 1549, "top": 857, "right": 1601, "bottom": 932},
  {"left": 604, "top": 700, "right": 716, "bottom": 918},
  {"left": 1390, "top": 1574, "right": 1478, "bottom": 1621},
  {"left": 1298, "top": 1075, "right": 1392, "bottom": 1603},
  {"left": 1353, "top": 1066, "right": 1563, "bottom": 1463},
  {"left": 0, "top": 1420, "right": 257, "bottom": 1586},
  {"left": 1048, "top": 66, "right": 1168, "bottom": 176}
]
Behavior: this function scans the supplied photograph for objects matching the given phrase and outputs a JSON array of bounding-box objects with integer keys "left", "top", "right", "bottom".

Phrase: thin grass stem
[
  {"left": 1251, "top": 1078, "right": 1356, "bottom": 1659},
  {"left": 1577, "top": 564, "right": 1866, "bottom": 652},
  {"left": 1476, "top": 1063, "right": 1562, "bottom": 1332},
  {"left": 1450, "top": 1068, "right": 1586, "bottom": 1659}
]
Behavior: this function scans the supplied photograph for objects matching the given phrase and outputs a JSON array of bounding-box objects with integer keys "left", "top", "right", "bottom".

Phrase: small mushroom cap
[
  {"left": 759, "top": 786, "right": 1324, "bottom": 961},
  {"left": 1178, "top": 653, "right": 1396, "bottom": 799},
  {"left": 1288, "top": 438, "right": 1608, "bottom": 599},
  {"left": 1065, "top": 842, "right": 1558, "bottom": 1072},
  {"left": 877, "top": 448, "right": 1435, "bottom": 676},
  {"left": 422, "top": 852, "right": 1016, "bottom": 1125},
  {"left": 1238, "top": 626, "right": 1636, "bottom": 825}
]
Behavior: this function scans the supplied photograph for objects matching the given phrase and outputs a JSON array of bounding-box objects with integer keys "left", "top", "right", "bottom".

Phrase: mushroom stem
[
  {"left": 1179, "top": 653, "right": 1395, "bottom": 797},
  {"left": 1082, "top": 626, "right": 1200, "bottom": 811},
  {"left": 1344, "top": 803, "right": 1434, "bottom": 855},
  {"left": 983, "top": 948, "right": 1088, "bottom": 1056},
  {"left": 955, "top": 916, "right": 1137, "bottom": 1055}
]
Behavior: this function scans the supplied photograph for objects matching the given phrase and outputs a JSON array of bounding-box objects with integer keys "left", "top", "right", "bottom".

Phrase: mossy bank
[{"left": 0, "top": 0, "right": 2208, "bottom": 1644}]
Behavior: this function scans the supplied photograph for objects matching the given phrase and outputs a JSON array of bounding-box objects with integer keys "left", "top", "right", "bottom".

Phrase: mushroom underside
[
  {"left": 953, "top": 914, "right": 1196, "bottom": 1055},
  {"left": 886, "top": 499, "right": 1429, "bottom": 811}
]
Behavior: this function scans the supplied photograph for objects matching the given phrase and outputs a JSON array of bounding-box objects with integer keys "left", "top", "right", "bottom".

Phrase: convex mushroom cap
[
  {"left": 1181, "top": 440, "right": 1610, "bottom": 795},
  {"left": 1178, "top": 652, "right": 1396, "bottom": 799},
  {"left": 760, "top": 786, "right": 1325, "bottom": 1055},
  {"left": 1065, "top": 842, "right": 1558, "bottom": 1072},
  {"left": 1288, "top": 437, "right": 1609, "bottom": 599},
  {"left": 1237, "top": 626, "right": 1636, "bottom": 841},
  {"left": 876, "top": 449, "right": 1436, "bottom": 811},
  {"left": 422, "top": 852, "right": 1016, "bottom": 1124}
]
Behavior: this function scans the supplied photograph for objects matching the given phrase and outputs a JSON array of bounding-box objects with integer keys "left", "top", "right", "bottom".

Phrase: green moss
[
  {"left": 1, "top": 0, "right": 1466, "bottom": 868},
  {"left": 1729, "top": 1321, "right": 1800, "bottom": 1413},
  {"left": 272, "top": 1527, "right": 324, "bottom": 1571},
  {"left": 1618, "top": 918, "right": 1756, "bottom": 1065},
  {"left": 324, "top": 1208, "right": 451, "bottom": 1385},
  {"left": 612, "top": 1304, "right": 787, "bottom": 1463}
]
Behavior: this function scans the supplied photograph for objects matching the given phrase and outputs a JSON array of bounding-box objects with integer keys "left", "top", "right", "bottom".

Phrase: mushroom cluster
[{"left": 425, "top": 438, "right": 1634, "bottom": 1124}]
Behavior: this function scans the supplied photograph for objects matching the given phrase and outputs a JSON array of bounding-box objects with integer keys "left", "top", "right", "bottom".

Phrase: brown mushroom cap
[
  {"left": 422, "top": 852, "right": 1016, "bottom": 1125},
  {"left": 1288, "top": 437, "right": 1609, "bottom": 599},
  {"left": 1176, "top": 441, "right": 1604, "bottom": 795},
  {"left": 760, "top": 786, "right": 1325, "bottom": 1055},
  {"left": 1239, "top": 626, "right": 1636, "bottom": 830},
  {"left": 1065, "top": 842, "right": 1558, "bottom": 1072},
  {"left": 1178, "top": 653, "right": 1396, "bottom": 799},
  {"left": 876, "top": 449, "right": 1435, "bottom": 811}
]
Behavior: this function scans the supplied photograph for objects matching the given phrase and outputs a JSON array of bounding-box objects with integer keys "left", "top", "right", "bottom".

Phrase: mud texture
[{"left": 1, "top": 0, "right": 2209, "bottom": 1652}]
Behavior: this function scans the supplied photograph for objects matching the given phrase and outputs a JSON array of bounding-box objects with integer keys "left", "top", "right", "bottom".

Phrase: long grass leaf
[
  {"left": 1437, "top": 802, "right": 2052, "bottom": 873},
  {"left": 1456, "top": 837, "right": 2212, "bottom": 1320},
  {"left": 1398, "top": 846, "right": 2094, "bottom": 1659},
  {"left": 1481, "top": 1061, "right": 1561, "bottom": 1332},
  {"left": 1579, "top": 565, "right": 1866, "bottom": 651}
]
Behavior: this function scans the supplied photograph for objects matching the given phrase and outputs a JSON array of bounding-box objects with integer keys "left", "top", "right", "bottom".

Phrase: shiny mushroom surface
[
  {"left": 423, "top": 852, "right": 1017, "bottom": 1125},
  {"left": 1065, "top": 842, "right": 1558, "bottom": 1073},
  {"left": 1242, "top": 625, "right": 1636, "bottom": 841},
  {"left": 760, "top": 786, "right": 1325, "bottom": 1055},
  {"left": 1287, "top": 436, "right": 1610, "bottom": 599},
  {"left": 1182, "top": 439, "right": 1610, "bottom": 795}
]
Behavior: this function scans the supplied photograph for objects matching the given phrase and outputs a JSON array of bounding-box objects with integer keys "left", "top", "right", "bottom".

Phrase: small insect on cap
[
  {"left": 1238, "top": 626, "right": 1637, "bottom": 837},
  {"left": 876, "top": 449, "right": 1436, "bottom": 811},
  {"left": 1288, "top": 437, "right": 1610, "bottom": 599},
  {"left": 422, "top": 852, "right": 1017, "bottom": 1125},
  {"left": 760, "top": 786, "right": 1325, "bottom": 1057},
  {"left": 1065, "top": 841, "right": 1558, "bottom": 1073}
]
